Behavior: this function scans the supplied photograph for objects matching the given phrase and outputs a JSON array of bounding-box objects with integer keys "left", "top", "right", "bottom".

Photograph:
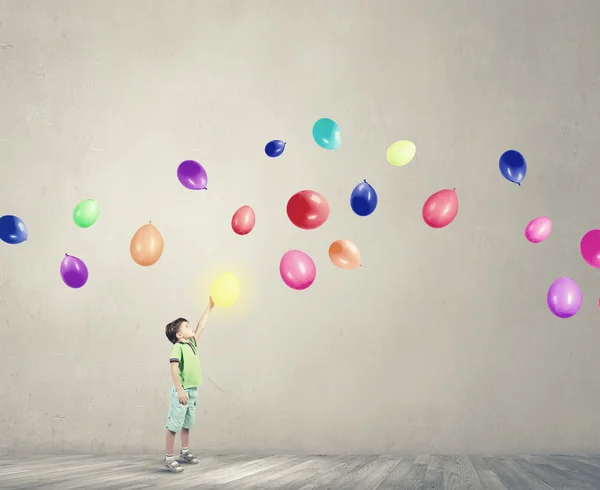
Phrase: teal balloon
[{"left": 312, "top": 118, "right": 341, "bottom": 150}]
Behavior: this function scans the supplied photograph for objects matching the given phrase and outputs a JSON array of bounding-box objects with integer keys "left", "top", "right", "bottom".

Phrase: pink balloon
[
  {"left": 581, "top": 229, "right": 600, "bottom": 268},
  {"left": 279, "top": 250, "right": 316, "bottom": 290},
  {"left": 525, "top": 216, "right": 552, "bottom": 243},
  {"left": 422, "top": 188, "right": 459, "bottom": 229}
]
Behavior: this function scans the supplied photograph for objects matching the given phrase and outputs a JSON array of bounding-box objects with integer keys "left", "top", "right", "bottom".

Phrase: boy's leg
[
  {"left": 179, "top": 388, "right": 199, "bottom": 464},
  {"left": 164, "top": 388, "right": 186, "bottom": 472}
]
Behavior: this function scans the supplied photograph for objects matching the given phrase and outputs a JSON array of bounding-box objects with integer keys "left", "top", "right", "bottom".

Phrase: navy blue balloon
[
  {"left": 499, "top": 150, "right": 527, "bottom": 185},
  {"left": 265, "top": 140, "right": 286, "bottom": 158},
  {"left": 350, "top": 179, "right": 378, "bottom": 217},
  {"left": 0, "top": 215, "right": 28, "bottom": 244}
]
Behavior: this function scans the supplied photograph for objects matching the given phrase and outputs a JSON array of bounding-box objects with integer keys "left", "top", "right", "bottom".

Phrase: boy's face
[{"left": 176, "top": 321, "right": 194, "bottom": 341}]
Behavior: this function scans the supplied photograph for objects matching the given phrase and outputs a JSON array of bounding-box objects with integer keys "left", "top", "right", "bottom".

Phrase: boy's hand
[
  {"left": 177, "top": 389, "right": 188, "bottom": 405},
  {"left": 208, "top": 296, "right": 214, "bottom": 310}
]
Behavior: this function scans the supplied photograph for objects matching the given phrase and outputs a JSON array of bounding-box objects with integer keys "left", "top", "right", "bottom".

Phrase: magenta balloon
[
  {"left": 177, "top": 160, "right": 208, "bottom": 190},
  {"left": 525, "top": 216, "right": 552, "bottom": 244},
  {"left": 60, "top": 253, "right": 89, "bottom": 289},
  {"left": 580, "top": 229, "right": 600, "bottom": 268},
  {"left": 547, "top": 277, "right": 582, "bottom": 319},
  {"left": 279, "top": 250, "right": 316, "bottom": 290}
]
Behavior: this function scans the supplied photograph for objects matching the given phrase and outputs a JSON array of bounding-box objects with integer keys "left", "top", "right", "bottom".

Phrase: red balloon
[
  {"left": 286, "top": 190, "right": 330, "bottom": 230},
  {"left": 422, "top": 188, "right": 459, "bottom": 228},
  {"left": 231, "top": 205, "right": 256, "bottom": 235}
]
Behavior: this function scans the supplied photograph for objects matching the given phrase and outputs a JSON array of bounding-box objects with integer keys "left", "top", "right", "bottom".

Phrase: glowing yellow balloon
[
  {"left": 210, "top": 272, "right": 240, "bottom": 308},
  {"left": 386, "top": 140, "right": 416, "bottom": 167}
]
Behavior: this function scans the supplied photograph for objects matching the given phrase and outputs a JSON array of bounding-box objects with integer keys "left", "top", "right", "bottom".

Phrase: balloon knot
[
  {"left": 65, "top": 253, "right": 69, "bottom": 257},
  {"left": 363, "top": 179, "right": 367, "bottom": 183},
  {"left": 202, "top": 187, "right": 207, "bottom": 190},
  {"left": 517, "top": 182, "right": 521, "bottom": 186},
  {"left": 452, "top": 188, "right": 456, "bottom": 192}
]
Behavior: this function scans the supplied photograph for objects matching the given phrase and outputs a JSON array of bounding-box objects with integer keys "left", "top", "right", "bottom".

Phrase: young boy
[{"left": 163, "top": 297, "right": 214, "bottom": 472}]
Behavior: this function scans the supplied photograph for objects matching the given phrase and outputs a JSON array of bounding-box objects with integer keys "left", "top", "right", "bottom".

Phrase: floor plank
[{"left": 1, "top": 453, "right": 599, "bottom": 489}]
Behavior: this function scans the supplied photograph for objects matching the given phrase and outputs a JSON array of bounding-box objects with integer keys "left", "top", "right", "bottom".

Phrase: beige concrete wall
[{"left": 1, "top": 0, "right": 600, "bottom": 455}]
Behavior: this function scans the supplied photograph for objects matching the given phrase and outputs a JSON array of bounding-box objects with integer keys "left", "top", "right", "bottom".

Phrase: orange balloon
[
  {"left": 130, "top": 222, "right": 164, "bottom": 266},
  {"left": 328, "top": 240, "right": 361, "bottom": 270}
]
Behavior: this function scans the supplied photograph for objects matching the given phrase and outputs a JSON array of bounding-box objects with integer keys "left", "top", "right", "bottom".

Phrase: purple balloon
[
  {"left": 177, "top": 160, "right": 208, "bottom": 190},
  {"left": 60, "top": 254, "right": 89, "bottom": 289},
  {"left": 547, "top": 277, "right": 582, "bottom": 319}
]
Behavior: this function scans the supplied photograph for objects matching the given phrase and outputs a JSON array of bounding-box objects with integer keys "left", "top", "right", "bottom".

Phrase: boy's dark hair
[{"left": 165, "top": 318, "right": 187, "bottom": 344}]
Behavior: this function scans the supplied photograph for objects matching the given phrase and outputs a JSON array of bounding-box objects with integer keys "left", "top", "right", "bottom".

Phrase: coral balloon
[
  {"left": 525, "top": 216, "right": 552, "bottom": 244},
  {"left": 0, "top": 215, "right": 28, "bottom": 244},
  {"left": 328, "top": 240, "right": 361, "bottom": 270},
  {"left": 547, "top": 277, "right": 582, "bottom": 319},
  {"left": 211, "top": 272, "right": 240, "bottom": 308},
  {"left": 130, "top": 222, "right": 164, "bottom": 266},
  {"left": 73, "top": 199, "right": 99, "bottom": 228},
  {"left": 231, "top": 205, "right": 256, "bottom": 236},
  {"left": 286, "top": 190, "right": 330, "bottom": 230},
  {"left": 280, "top": 250, "right": 316, "bottom": 290},
  {"left": 580, "top": 229, "right": 600, "bottom": 269},
  {"left": 422, "top": 188, "right": 459, "bottom": 229},
  {"left": 60, "top": 253, "right": 89, "bottom": 289},
  {"left": 350, "top": 180, "right": 378, "bottom": 217},
  {"left": 177, "top": 160, "right": 208, "bottom": 190}
]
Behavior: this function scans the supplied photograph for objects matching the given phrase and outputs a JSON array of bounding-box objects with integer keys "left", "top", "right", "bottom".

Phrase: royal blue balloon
[
  {"left": 350, "top": 180, "right": 378, "bottom": 217},
  {"left": 0, "top": 215, "right": 28, "bottom": 244},
  {"left": 499, "top": 150, "right": 527, "bottom": 185},
  {"left": 265, "top": 140, "right": 286, "bottom": 158}
]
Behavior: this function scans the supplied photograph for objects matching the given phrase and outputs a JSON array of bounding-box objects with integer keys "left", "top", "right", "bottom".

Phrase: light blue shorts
[{"left": 166, "top": 386, "right": 198, "bottom": 433}]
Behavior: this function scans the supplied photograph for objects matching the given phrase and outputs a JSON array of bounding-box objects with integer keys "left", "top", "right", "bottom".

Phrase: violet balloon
[
  {"left": 60, "top": 253, "right": 89, "bottom": 289},
  {"left": 525, "top": 216, "right": 552, "bottom": 244},
  {"left": 547, "top": 277, "right": 582, "bottom": 319},
  {"left": 279, "top": 250, "right": 316, "bottom": 290},
  {"left": 177, "top": 160, "right": 208, "bottom": 190}
]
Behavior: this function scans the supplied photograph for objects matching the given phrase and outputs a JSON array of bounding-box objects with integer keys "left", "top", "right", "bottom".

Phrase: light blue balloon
[{"left": 312, "top": 118, "right": 341, "bottom": 150}]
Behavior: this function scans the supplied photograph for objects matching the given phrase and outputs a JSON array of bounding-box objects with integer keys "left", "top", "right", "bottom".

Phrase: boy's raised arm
[{"left": 194, "top": 297, "right": 214, "bottom": 343}]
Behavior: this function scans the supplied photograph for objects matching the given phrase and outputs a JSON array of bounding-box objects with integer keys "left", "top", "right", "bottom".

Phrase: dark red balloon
[{"left": 286, "top": 190, "right": 330, "bottom": 230}]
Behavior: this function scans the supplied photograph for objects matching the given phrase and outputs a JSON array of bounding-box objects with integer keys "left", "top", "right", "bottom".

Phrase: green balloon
[{"left": 73, "top": 199, "right": 99, "bottom": 228}]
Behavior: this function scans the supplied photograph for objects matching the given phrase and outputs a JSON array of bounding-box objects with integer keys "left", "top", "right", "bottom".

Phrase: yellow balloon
[
  {"left": 210, "top": 272, "right": 240, "bottom": 308},
  {"left": 386, "top": 140, "right": 416, "bottom": 167}
]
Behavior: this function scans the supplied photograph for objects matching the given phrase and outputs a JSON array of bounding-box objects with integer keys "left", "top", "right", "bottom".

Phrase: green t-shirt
[{"left": 169, "top": 338, "right": 202, "bottom": 389}]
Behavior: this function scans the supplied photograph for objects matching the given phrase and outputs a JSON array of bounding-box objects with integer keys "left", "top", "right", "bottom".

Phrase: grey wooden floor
[{"left": 1, "top": 454, "right": 600, "bottom": 489}]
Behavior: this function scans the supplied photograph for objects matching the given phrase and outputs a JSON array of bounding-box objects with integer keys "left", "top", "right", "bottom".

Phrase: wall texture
[{"left": 1, "top": 0, "right": 600, "bottom": 456}]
